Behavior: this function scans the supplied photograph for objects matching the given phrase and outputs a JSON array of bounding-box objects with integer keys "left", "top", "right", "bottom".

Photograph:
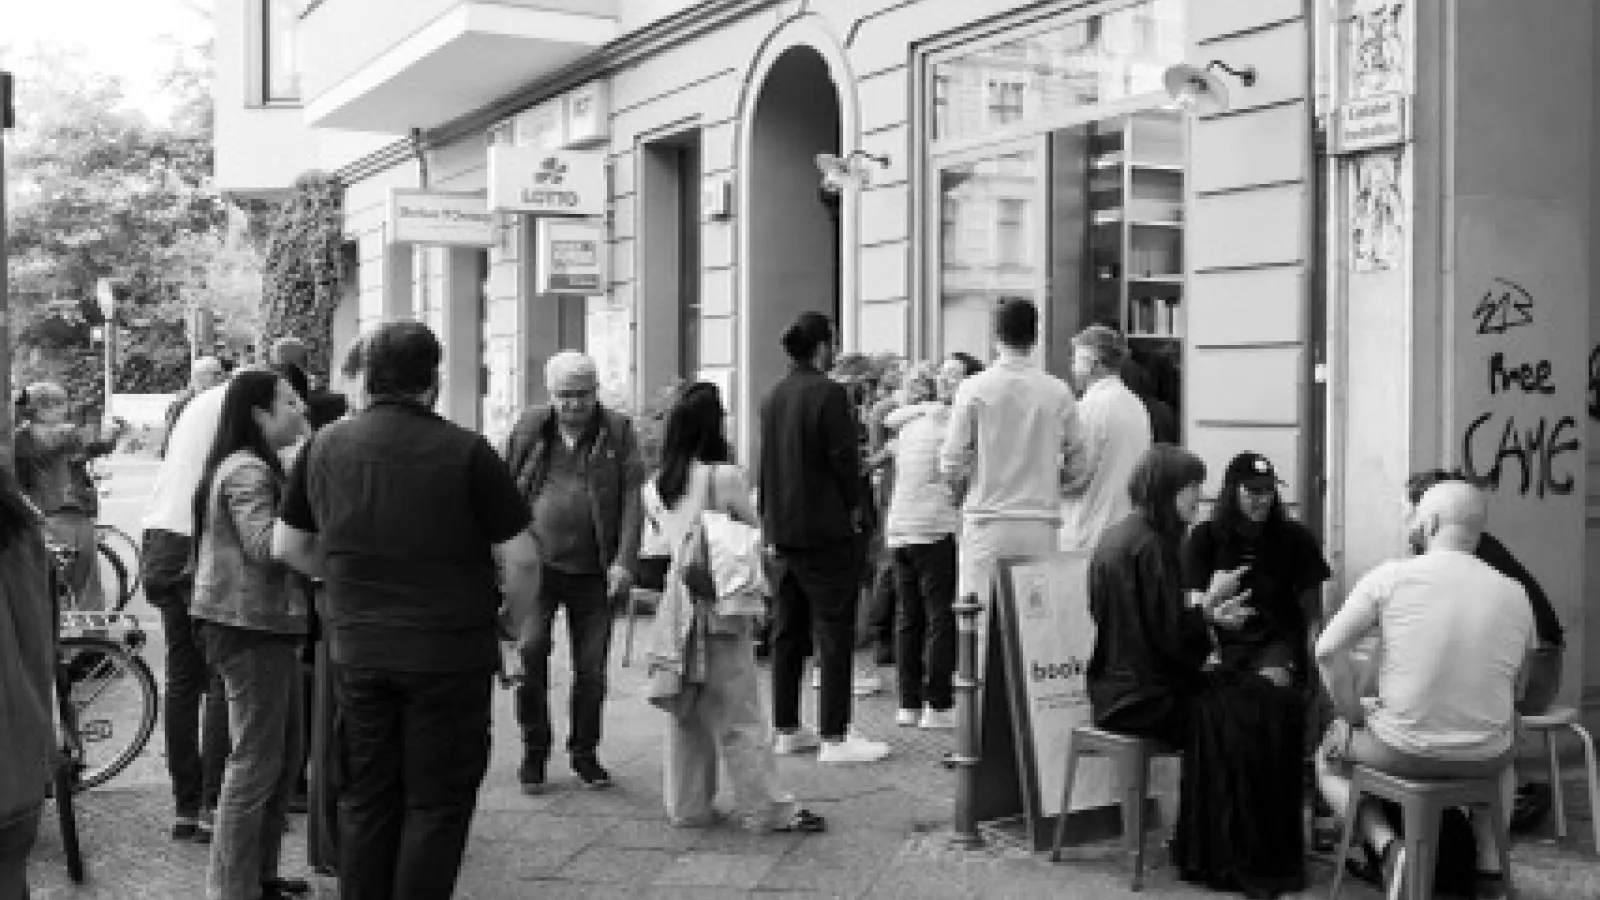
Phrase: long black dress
[{"left": 1086, "top": 513, "right": 1305, "bottom": 899}]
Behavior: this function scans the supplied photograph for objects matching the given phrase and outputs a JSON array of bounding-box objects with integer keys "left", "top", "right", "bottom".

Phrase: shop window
[
  {"left": 250, "top": 0, "right": 303, "bottom": 106},
  {"left": 929, "top": 0, "right": 1183, "bottom": 143},
  {"left": 926, "top": 0, "right": 1186, "bottom": 431}
]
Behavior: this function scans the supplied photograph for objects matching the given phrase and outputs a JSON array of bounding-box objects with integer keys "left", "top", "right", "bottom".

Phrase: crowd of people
[{"left": 0, "top": 296, "right": 1570, "bottom": 900}]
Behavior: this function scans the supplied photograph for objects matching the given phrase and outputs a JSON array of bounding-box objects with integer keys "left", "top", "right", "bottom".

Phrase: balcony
[{"left": 302, "top": 0, "right": 619, "bottom": 134}]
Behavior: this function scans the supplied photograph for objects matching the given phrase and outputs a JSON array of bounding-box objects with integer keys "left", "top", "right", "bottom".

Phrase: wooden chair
[
  {"left": 1328, "top": 764, "right": 1515, "bottom": 900},
  {"left": 1048, "top": 725, "right": 1179, "bottom": 892},
  {"left": 1520, "top": 707, "right": 1600, "bottom": 854}
]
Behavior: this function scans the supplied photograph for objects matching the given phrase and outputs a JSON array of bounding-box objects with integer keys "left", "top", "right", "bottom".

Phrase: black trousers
[
  {"left": 144, "top": 528, "right": 229, "bottom": 819},
  {"left": 332, "top": 664, "right": 493, "bottom": 900},
  {"left": 771, "top": 539, "right": 859, "bottom": 739},
  {"left": 892, "top": 536, "right": 957, "bottom": 711}
]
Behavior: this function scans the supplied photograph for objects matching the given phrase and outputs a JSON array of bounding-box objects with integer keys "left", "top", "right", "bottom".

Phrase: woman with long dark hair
[
  {"left": 642, "top": 382, "right": 824, "bottom": 834},
  {"left": 189, "top": 368, "right": 312, "bottom": 900},
  {"left": 0, "top": 465, "right": 54, "bottom": 899},
  {"left": 1182, "top": 452, "right": 1330, "bottom": 688},
  {"left": 1087, "top": 445, "right": 1305, "bottom": 899}
]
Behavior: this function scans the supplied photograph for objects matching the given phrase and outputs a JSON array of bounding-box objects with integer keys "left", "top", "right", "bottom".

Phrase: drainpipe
[{"left": 1309, "top": 0, "right": 1346, "bottom": 603}]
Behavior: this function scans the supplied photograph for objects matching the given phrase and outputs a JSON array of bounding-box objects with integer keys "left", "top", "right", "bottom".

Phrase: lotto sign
[{"left": 488, "top": 145, "right": 605, "bottom": 217}]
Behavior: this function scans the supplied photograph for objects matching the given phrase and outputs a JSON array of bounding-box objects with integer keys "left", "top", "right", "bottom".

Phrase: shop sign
[
  {"left": 489, "top": 145, "right": 606, "bottom": 217},
  {"left": 564, "top": 82, "right": 610, "bottom": 149},
  {"left": 515, "top": 99, "right": 565, "bottom": 150},
  {"left": 387, "top": 190, "right": 493, "bottom": 246},
  {"left": 536, "top": 220, "right": 605, "bottom": 295},
  {"left": 1333, "top": 93, "right": 1409, "bottom": 155}
]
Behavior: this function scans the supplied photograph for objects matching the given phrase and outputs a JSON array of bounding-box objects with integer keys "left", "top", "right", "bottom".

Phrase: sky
[{"left": 1, "top": 0, "right": 212, "bottom": 121}]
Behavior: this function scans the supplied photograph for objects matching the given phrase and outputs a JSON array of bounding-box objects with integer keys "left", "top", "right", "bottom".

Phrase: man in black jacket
[
  {"left": 759, "top": 312, "right": 890, "bottom": 764},
  {"left": 502, "top": 351, "right": 644, "bottom": 792}
]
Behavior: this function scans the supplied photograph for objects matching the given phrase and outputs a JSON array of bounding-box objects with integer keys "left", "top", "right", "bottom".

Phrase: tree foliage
[
  {"left": 3, "top": 39, "right": 258, "bottom": 421},
  {"left": 260, "top": 172, "right": 345, "bottom": 385}
]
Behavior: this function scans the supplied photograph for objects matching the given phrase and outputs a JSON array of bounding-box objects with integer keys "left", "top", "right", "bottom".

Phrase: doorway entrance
[{"left": 746, "top": 45, "right": 841, "bottom": 417}]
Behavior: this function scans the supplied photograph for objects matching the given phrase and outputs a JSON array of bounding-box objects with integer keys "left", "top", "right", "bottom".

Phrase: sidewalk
[{"left": 29, "top": 622, "right": 1600, "bottom": 900}]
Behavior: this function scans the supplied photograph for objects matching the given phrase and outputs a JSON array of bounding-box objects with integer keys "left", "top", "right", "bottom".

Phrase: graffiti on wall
[
  {"left": 1588, "top": 344, "right": 1600, "bottom": 421},
  {"left": 1351, "top": 150, "right": 1404, "bottom": 272},
  {"left": 1349, "top": 0, "right": 1408, "bottom": 98},
  {"left": 1460, "top": 277, "right": 1580, "bottom": 498}
]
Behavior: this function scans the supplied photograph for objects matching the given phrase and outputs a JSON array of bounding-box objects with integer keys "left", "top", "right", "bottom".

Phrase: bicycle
[
  {"left": 47, "top": 541, "right": 161, "bottom": 791},
  {"left": 84, "top": 455, "right": 142, "bottom": 611},
  {"left": 95, "top": 523, "right": 140, "bottom": 611},
  {"left": 52, "top": 653, "right": 87, "bottom": 884}
]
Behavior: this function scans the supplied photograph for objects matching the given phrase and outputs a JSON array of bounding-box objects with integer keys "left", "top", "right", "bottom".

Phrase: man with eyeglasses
[{"left": 502, "top": 351, "right": 645, "bottom": 793}]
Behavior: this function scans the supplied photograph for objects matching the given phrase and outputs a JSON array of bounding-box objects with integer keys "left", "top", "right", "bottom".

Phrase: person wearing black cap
[
  {"left": 758, "top": 312, "right": 890, "bottom": 764},
  {"left": 1181, "top": 452, "right": 1331, "bottom": 688}
]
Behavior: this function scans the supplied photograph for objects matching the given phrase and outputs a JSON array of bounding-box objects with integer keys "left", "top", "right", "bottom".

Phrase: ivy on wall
[{"left": 260, "top": 171, "right": 345, "bottom": 384}]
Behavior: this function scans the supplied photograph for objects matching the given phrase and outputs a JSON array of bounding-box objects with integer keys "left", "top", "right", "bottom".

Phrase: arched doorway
[{"left": 745, "top": 45, "right": 841, "bottom": 430}]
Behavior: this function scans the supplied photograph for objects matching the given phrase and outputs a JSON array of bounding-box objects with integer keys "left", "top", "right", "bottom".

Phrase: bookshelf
[{"left": 1088, "top": 111, "right": 1186, "bottom": 342}]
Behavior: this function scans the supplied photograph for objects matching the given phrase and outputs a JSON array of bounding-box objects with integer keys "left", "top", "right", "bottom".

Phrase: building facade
[{"left": 216, "top": 0, "right": 1600, "bottom": 724}]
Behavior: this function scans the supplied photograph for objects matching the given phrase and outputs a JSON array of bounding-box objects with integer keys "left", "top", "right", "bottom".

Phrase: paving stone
[
  {"left": 651, "top": 851, "right": 781, "bottom": 888},
  {"left": 558, "top": 846, "right": 680, "bottom": 885}
]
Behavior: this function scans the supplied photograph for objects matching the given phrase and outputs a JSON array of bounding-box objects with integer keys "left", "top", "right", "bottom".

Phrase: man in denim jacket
[{"left": 502, "top": 351, "right": 645, "bottom": 793}]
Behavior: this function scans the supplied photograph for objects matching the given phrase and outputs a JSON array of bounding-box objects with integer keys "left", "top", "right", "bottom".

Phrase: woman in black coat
[{"left": 1086, "top": 445, "right": 1305, "bottom": 899}]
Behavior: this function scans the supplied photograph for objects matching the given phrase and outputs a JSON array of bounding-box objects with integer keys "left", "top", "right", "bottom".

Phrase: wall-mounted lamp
[
  {"left": 816, "top": 150, "right": 892, "bottom": 195},
  {"left": 1161, "top": 59, "right": 1258, "bottom": 115}
]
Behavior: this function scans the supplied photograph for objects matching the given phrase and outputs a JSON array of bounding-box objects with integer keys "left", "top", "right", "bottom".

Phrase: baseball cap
[{"left": 1225, "top": 452, "right": 1284, "bottom": 491}]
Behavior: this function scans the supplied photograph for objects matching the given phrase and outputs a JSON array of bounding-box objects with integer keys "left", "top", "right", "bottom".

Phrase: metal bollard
[{"left": 948, "top": 592, "right": 985, "bottom": 849}]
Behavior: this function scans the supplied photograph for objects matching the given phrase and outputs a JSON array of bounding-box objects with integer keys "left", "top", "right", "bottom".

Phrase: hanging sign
[
  {"left": 488, "top": 145, "right": 606, "bottom": 217},
  {"left": 536, "top": 220, "right": 605, "bottom": 294},
  {"left": 387, "top": 190, "right": 493, "bottom": 246},
  {"left": 1333, "top": 92, "right": 1409, "bottom": 156}
]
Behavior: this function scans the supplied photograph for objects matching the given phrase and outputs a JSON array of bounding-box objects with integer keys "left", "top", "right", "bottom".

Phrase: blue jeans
[
  {"left": 515, "top": 567, "right": 612, "bottom": 760},
  {"left": 333, "top": 665, "right": 492, "bottom": 900},
  {"left": 202, "top": 628, "right": 302, "bottom": 900},
  {"left": 0, "top": 804, "right": 40, "bottom": 900}
]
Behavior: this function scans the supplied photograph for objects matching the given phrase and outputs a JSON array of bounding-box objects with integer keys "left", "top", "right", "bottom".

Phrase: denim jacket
[{"left": 191, "top": 451, "right": 306, "bottom": 636}]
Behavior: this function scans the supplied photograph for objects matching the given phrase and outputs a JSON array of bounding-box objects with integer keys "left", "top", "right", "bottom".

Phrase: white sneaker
[
  {"left": 919, "top": 707, "right": 956, "bottom": 731},
  {"left": 851, "top": 671, "right": 883, "bottom": 697},
  {"left": 817, "top": 733, "right": 891, "bottom": 764},
  {"left": 774, "top": 728, "right": 821, "bottom": 755},
  {"left": 895, "top": 708, "right": 920, "bottom": 727}
]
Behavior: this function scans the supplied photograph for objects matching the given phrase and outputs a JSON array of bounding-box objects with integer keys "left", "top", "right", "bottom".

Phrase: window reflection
[
  {"left": 264, "top": 0, "right": 302, "bottom": 103},
  {"left": 931, "top": 0, "right": 1184, "bottom": 142}
]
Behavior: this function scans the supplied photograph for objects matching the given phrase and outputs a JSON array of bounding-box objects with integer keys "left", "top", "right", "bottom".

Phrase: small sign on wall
[
  {"left": 516, "top": 100, "right": 565, "bottom": 150},
  {"left": 1333, "top": 93, "right": 1409, "bottom": 155},
  {"left": 388, "top": 190, "right": 493, "bottom": 246},
  {"left": 489, "top": 145, "right": 607, "bottom": 217},
  {"left": 536, "top": 219, "right": 605, "bottom": 295},
  {"left": 565, "top": 82, "right": 610, "bottom": 149}
]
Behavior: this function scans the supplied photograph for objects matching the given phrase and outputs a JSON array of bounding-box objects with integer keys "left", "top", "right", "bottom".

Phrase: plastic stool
[
  {"left": 1328, "top": 764, "right": 1515, "bottom": 900},
  {"left": 1521, "top": 707, "right": 1600, "bottom": 854},
  {"left": 1048, "top": 725, "right": 1179, "bottom": 892}
]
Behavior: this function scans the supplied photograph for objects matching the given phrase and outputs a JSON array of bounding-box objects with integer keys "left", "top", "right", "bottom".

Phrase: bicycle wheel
[
  {"left": 95, "top": 524, "right": 142, "bottom": 604},
  {"left": 96, "top": 541, "right": 131, "bottom": 612},
  {"left": 54, "top": 760, "right": 85, "bottom": 883},
  {"left": 61, "top": 637, "right": 159, "bottom": 790}
]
